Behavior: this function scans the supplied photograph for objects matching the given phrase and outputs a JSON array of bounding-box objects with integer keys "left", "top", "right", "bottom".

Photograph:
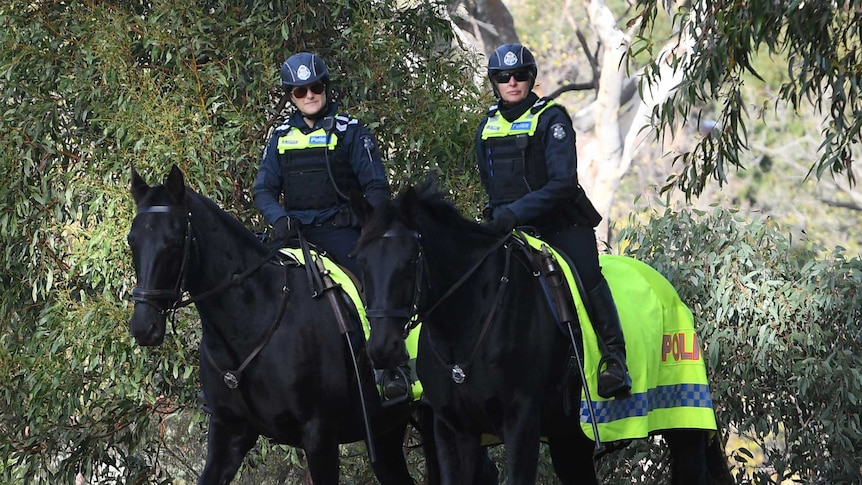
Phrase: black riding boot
[{"left": 587, "top": 279, "right": 632, "bottom": 400}]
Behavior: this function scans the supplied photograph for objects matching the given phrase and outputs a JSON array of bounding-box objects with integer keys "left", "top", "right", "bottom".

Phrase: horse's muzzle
[
  {"left": 366, "top": 318, "right": 408, "bottom": 368},
  {"left": 129, "top": 305, "right": 167, "bottom": 346}
]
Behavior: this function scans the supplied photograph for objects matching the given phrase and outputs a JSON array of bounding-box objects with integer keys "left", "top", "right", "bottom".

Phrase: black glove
[
  {"left": 273, "top": 216, "right": 300, "bottom": 242},
  {"left": 483, "top": 208, "right": 517, "bottom": 235}
]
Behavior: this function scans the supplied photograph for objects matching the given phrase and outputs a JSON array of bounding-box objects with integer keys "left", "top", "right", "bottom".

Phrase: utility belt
[{"left": 315, "top": 205, "right": 359, "bottom": 229}]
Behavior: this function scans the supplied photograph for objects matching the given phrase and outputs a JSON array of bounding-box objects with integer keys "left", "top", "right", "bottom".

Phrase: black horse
[
  {"left": 127, "top": 165, "right": 438, "bottom": 484},
  {"left": 350, "top": 179, "right": 734, "bottom": 485}
]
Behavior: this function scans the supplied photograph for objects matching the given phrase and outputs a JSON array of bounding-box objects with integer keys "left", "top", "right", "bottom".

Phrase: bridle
[
  {"left": 363, "top": 228, "right": 427, "bottom": 338},
  {"left": 362, "top": 225, "right": 515, "bottom": 385},
  {"left": 363, "top": 227, "right": 512, "bottom": 339},
  {"left": 129, "top": 204, "right": 279, "bottom": 318},
  {"left": 130, "top": 205, "right": 194, "bottom": 315}
]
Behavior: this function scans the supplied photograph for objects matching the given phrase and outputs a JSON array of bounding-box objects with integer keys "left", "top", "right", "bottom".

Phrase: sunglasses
[
  {"left": 492, "top": 71, "right": 532, "bottom": 84},
  {"left": 291, "top": 82, "right": 326, "bottom": 99}
]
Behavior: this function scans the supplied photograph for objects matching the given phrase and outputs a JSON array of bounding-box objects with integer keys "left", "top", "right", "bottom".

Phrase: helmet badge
[
  {"left": 297, "top": 65, "right": 312, "bottom": 81},
  {"left": 503, "top": 51, "right": 518, "bottom": 66}
]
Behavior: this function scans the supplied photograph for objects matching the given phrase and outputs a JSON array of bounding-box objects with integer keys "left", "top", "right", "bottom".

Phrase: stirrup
[
  {"left": 380, "top": 367, "right": 411, "bottom": 407},
  {"left": 597, "top": 356, "right": 632, "bottom": 400}
]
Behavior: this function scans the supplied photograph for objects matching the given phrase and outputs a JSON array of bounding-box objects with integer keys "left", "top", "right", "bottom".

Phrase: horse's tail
[{"left": 706, "top": 433, "right": 735, "bottom": 485}]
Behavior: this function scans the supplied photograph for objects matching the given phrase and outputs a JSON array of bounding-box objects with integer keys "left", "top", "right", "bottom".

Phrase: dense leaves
[
  {"left": 0, "top": 0, "right": 483, "bottom": 482},
  {"left": 634, "top": 0, "right": 861, "bottom": 198},
  {"left": 608, "top": 203, "right": 862, "bottom": 484}
]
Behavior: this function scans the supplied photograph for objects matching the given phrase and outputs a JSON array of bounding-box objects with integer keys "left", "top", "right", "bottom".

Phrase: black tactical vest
[{"left": 276, "top": 125, "right": 361, "bottom": 210}]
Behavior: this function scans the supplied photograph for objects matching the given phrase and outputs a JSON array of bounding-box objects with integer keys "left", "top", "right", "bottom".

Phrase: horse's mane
[
  {"left": 355, "top": 175, "right": 498, "bottom": 252},
  {"left": 140, "top": 180, "right": 266, "bottom": 249},
  {"left": 406, "top": 176, "right": 499, "bottom": 238},
  {"left": 186, "top": 189, "right": 268, "bottom": 249}
]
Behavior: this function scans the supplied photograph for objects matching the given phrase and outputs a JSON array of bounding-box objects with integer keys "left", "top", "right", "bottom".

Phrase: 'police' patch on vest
[
  {"left": 552, "top": 123, "right": 566, "bottom": 140},
  {"left": 511, "top": 121, "right": 532, "bottom": 131},
  {"left": 308, "top": 135, "right": 328, "bottom": 145}
]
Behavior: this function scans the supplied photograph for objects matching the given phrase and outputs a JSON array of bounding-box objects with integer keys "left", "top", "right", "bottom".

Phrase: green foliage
[
  {"left": 4, "top": 0, "right": 859, "bottom": 482},
  {"left": 607, "top": 203, "right": 862, "bottom": 484},
  {"left": 634, "top": 0, "right": 861, "bottom": 198},
  {"left": 0, "top": 0, "right": 481, "bottom": 482}
]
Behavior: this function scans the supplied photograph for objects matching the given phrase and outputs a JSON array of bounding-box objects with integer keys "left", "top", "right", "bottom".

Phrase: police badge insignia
[
  {"left": 552, "top": 123, "right": 567, "bottom": 140},
  {"left": 297, "top": 65, "right": 311, "bottom": 81}
]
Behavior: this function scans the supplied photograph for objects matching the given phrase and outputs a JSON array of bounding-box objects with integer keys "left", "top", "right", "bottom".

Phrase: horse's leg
[
  {"left": 368, "top": 419, "right": 415, "bottom": 485},
  {"left": 302, "top": 425, "right": 341, "bottom": 485},
  {"left": 414, "top": 403, "right": 441, "bottom": 485},
  {"left": 433, "top": 418, "right": 482, "bottom": 485},
  {"left": 547, "top": 432, "right": 598, "bottom": 485},
  {"left": 473, "top": 446, "right": 499, "bottom": 485},
  {"left": 501, "top": 413, "right": 542, "bottom": 485},
  {"left": 198, "top": 415, "right": 259, "bottom": 485},
  {"left": 705, "top": 431, "right": 735, "bottom": 485},
  {"left": 664, "top": 429, "right": 712, "bottom": 485}
]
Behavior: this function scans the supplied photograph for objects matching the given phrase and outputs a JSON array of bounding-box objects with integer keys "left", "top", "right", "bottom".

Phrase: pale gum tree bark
[
  {"left": 580, "top": 0, "right": 693, "bottom": 245},
  {"left": 581, "top": 0, "right": 628, "bottom": 244}
]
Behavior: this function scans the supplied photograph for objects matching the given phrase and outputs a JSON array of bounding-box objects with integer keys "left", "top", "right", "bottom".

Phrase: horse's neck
[
  {"left": 422, "top": 224, "right": 502, "bottom": 328},
  {"left": 185, "top": 202, "right": 266, "bottom": 296}
]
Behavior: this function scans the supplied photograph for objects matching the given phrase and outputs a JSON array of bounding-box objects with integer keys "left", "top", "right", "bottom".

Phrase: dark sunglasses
[
  {"left": 291, "top": 82, "right": 326, "bottom": 99},
  {"left": 492, "top": 71, "right": 532, "bottom": 84}
]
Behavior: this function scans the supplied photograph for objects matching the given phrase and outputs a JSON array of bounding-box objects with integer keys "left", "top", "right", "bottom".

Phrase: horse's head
[
  {"left": 127, "top": 165, "right": 191, "bottom": 346},
  {"left": 351, "top": 185, "right": 425, "bottom": 369}
]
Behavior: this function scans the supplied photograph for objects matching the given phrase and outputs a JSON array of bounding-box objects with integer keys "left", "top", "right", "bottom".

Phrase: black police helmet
[
  {"left": 281, "top": 52, "right": 330, "bottom": 88},
  {"left": 487, "top": 44, "right": 538, "bottom": 78}
]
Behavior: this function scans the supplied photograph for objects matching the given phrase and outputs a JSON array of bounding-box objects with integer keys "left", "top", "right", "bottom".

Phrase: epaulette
[
  {"left": 274, "top": 121, "right": 293, "bottom": 132},
  {"left": 530, "top": 97, "right": 553, "bottom": 115},
  {"left": 485, "top": 103, "right": 500, "bottom": 118}
]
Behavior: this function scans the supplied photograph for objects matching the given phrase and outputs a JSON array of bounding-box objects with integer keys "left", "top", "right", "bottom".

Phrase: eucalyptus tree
[
  {"left": 0, "top": 0, "right": 483, "bottom": 482},
  {"left": 634, "top": 0, "right": 861, "bottom": 198}
]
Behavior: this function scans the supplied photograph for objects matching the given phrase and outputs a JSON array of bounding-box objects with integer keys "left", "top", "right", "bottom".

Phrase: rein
[
  {"left": 420, "top": 232, "right": 511, "bottom": 321},
  {"left": 364, "top": 228, "right": 515, "bottom": 385},
  {"left": 129, "top": 204, "right": 289, "bottom": 390},
  {"left": 423, "top": 238, "right": 515, "bottom": 384},
  {"left": 130, "top": 205, "right": 281, "bottom": 315}
]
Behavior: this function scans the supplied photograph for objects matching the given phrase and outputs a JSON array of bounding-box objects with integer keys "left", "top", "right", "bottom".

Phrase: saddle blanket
[
  {"left": 521, "top": 235, "right": 717, "bottom": 443},
  {"left": 279, "top": 248, "right": 424, "bottom": 400}
]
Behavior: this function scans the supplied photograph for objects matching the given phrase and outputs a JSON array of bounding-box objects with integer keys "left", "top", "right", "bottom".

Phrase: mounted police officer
[
  {"left": 253, "top": 52, "right": 410, "bottom": 401},
  {"left": 475, "top": 43, "right": 632, "bottom": 400}
]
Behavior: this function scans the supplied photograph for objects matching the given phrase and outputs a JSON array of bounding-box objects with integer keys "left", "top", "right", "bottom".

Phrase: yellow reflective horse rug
[{"left": 522, "top": 235, "right": 717, "bottom": 442}]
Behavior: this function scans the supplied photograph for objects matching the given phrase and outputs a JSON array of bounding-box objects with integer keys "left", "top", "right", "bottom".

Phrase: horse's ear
[
  {"left": 130, "top": 165, "right": 149, "bottom": 205},
  {"left": 349, "top": 188, "right": 373, "bottom": 225},
  {"left": 399, "top": 186, "right": 419, "bottom": 225},
  {"left": 165, "top": 164, "right": 185, "bottom": 200}
]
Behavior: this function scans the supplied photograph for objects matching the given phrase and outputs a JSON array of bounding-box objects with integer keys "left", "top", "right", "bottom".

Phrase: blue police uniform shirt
[
  {"left": 253, "top": 103, "right": 389, "bottom": 227},
  {"left": 475, "top": 92, "right": 580, "bottom": 226}
]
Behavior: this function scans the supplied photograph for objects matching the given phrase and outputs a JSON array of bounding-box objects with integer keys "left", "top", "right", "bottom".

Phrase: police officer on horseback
[
  {"left": 253, "top": 52, "right": 410, "bottom": 402},
  {"left": 476, "top": 43, "right": 632, "bottom": 400}
]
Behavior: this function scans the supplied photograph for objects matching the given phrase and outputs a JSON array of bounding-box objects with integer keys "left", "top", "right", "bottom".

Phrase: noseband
[{"left": 130, "top": 205, "right": 193, "bottom": 314}]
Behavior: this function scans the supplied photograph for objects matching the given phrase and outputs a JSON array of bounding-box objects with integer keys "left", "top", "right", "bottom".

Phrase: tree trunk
[
  {"left": 447, "top": 0, "right": 520, "bottom": 55},
  {"left": 582, "top": 0, "right": 628, "bottom": 245}
]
